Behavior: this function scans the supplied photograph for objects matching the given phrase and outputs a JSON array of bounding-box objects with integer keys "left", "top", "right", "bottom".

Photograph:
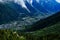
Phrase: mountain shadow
[
  {"left": 24, "top": 12, "right": 60, "bottom": 32},
  {"left": 0, "top": 3, "right": 19, "bottom": 25}
]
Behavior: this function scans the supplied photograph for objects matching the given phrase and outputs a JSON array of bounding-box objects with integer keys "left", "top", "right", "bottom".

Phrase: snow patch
[
  {"left": 0, "top": 0, "right": 4, "bottom": 2},
  {"left": 36, "top": 0, "right": 40, "bottom": 3},
  {"left": 14, "top": 0, "right": 30, "bottom": 12}
]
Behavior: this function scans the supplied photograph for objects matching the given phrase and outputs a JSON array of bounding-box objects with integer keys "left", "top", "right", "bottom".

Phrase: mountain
[
  {"left": 25, "top": 21, "right": 60, "bottom": 40},
  {"left": 0, "top": 0, "right": 44, "bottom": 25},
  {"left": 0, "top": 3, "right": 19, "bottom": 24},
  {"left": 0, "top": 2, "right": 38, "bottom": 29},
  {"left": 24, "top": 12, "right": 60, "bottom": 32},
  {"left": 0, "top": 1, "right": 36, "bottom": 24},
  {"left": 6, "top": 2, "right": 31, "bottom": 16},
  {"left": 32, "top": 0, "right": 49, "bottom": 15},
  {"left": 25, "top": 1, "right": 37, "bottom": 13},
  {"left": 0, "top": 0, "right": 60, "bottom": 30}
]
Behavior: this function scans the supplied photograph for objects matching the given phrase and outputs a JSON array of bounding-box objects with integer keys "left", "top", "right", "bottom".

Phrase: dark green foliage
[
  {"left": 25, "top": 33, "right": 60, "bottom": 40},
  {"left": 25, "top": 22, "right": 60, "bottom": 40},
  {"left": 0, "top": 30, "right": 26, "bottom": 40}
]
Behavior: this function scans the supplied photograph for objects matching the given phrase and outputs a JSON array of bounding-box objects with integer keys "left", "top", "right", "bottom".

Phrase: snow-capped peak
[
  {"left": 14, "top": 0, "right": 26, "bottom": 8},
  {"left": 27, "top": 0, "right": 33, "bottom": 5},
  {"left": 12, "top": 0, "right": 30, "bottom": 12},
  {"left": 36, "top": 0, "right": 40, "bottom": 3},
  {"left": 0, "top": 0, "right": 30, "bottom": 12},
  {"left": 27, "top": 0, "right": 40, "bottom": 4},
  {"left": 0, "top": 0, "right": 4, "bottom": 2}
]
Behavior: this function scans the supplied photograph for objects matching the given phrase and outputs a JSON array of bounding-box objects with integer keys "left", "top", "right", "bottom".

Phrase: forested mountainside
[
  {"left": 24, "top": 12, "right": 60, "bottom": 32},
  {"left": 25, "top": 21, "right": 60, "bottom": 40}
]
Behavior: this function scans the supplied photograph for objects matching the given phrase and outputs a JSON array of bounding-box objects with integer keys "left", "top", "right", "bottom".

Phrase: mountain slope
[
  {"left": 0, "top": 0, "right": 60, "bottom": 30},
  {"left": 31, "top": 22, "right": 60, "bottom": 36},
  {"left": 24, "top": 12, "right": 60, "bottom": 31},
  {"left": 25, "top": 21, "right": 60, "bottom": 40},
  {"left": 0, "top": 3, "right": 19, "bottom": 24}
]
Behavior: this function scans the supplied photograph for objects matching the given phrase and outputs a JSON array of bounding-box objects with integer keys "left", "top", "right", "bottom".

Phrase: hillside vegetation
[
  {"left": 25, "top": 22, "right": 60, "bottom": 40},
  {"left": 0, "top": 22, "right": 60, "bottom": 40},
  {"left": 0, "top": 30, "right": 26, "bottom": 40}
]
